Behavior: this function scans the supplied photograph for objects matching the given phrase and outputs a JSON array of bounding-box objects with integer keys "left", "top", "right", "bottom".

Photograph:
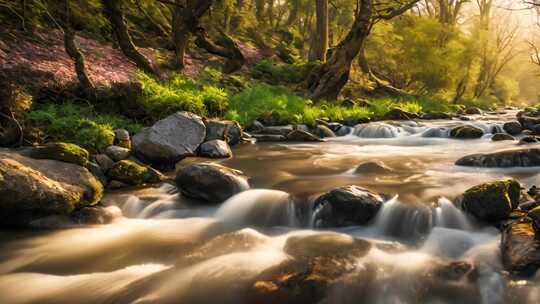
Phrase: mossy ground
[{"left": 30, "top": 142, "right": 90, "bottom": 166}]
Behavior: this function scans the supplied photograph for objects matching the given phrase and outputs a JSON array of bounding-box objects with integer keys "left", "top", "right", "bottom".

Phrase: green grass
[
  {"left": 251, "top": 59, "right": 310, "bottom": 84},
  {"left": 26, "top": 103, "right": 142, "bottom": 152}
]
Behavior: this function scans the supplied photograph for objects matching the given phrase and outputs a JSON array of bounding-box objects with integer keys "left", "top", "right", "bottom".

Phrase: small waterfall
[
  {"left": 421, "top": 127, "right": 450, "bottom": 138},
  {"left": 215, "top": 189, "right": 298, "bottom": 226},
  {"left": 116, "top": 184, "right": 182, "bottom": 219},
  {"left": 433, "top": 198, "right": 471, "bottom": 230},
  {"left": 354, "top": 123, "right": 407, "bottom": 138}
]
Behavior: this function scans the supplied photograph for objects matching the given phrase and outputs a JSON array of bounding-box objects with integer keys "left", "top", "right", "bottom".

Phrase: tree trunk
[
  {"left": 285, "top": 0, "right": 300, "bottom": 26},
  {"left": 308, "top": 0, "right": 372, "bottom": 101},
  {"left": 314, "top": 0, "right": 329, "bottom": 62},
  {"left": 102, "top": 0, "right": 157, "bottom": 75},
  {"left": 195, "top": 28, "right": 245, "bottom": 73}
]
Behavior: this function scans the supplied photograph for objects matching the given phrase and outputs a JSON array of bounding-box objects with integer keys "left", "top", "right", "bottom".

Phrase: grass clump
[
  {"left": 137, "top": 72, "right": 229, "bottom": 119},
  {"left": 252, "top": 59, "right": 307, "bottom": 84},
  {"left": 26, "top": 103, "right": 142, "bottom": 152}
]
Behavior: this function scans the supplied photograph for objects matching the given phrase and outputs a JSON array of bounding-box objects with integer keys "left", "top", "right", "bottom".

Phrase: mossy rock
[
  {"left": 108, "top": 160, "right": 164, "bottom": 186},
  {"left": 450, "top": 125, "right": 484, "bottom": 139},
  {"left": 461, "top": 179, "right": 521, "bottom": 222},
  {"left": 30, "top": 142, "right": 89, "bottom": 166}
]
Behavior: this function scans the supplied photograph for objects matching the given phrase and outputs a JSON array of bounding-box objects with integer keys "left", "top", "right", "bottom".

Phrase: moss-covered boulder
[
  {"left": 450, "top": 125, "right": 484, "bottom": 139},
  {"left": 29, "top": 142, "right": 89, "bottom": 166},
  {"left": 107, "top": 160, "right": 164, "bottom": 186},
  {"left": 0, "top": 149, "right": 103, "bottom": 226},
  {"left": 461, "top": 179, "right": 521, "bottom": 222}
]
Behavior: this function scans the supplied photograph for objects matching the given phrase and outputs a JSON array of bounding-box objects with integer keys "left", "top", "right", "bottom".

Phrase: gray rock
[
  {"left": 503, "top": 121, "right": 523, "bottom": 135},
  {"left": 105, "top": 145, "right": 131, "bottom": 161},
  {"left": 312, "top": 186, "right": 384, "bottom": 228},
  {"left": 491, "top": 133, "right": 515, "bottom": 141},
  {"left": 199, "top": 139, "right": 232, "bottom": 158},
  {"left": 252, "top": 134, "right": 286, "bottom": 142},
  {"left": 286, "top": 130, "right": 323, "bottom": 142},
  {"left": 313, "top": 125, "right": 336, "bottom": 138},
  {"left": 262, "top": 125, "right": 294, "bottom": 136},
  {"left": 87, "top": 161, "right": 108, "bottom": 185},
  {"left": 114, "top": 129, "right": 131, "bottom": 149},
  {"left": 335, "top": 126, "right": 353, "bottom": 136},
  {"left": 246, "top": 120, "right": 265, "bottom": 133},
  {"left": 94, "top": 154, "right": 114, "bottom": 172},
  {"left": 205, "top": 120, "right": 243, "bottom": 145},
  {"left": 133, "top": 112, "right": 206, "bottom": 166},
  {"left": 450, "top": 125, "right": 484, "bottom": 139},
  {"left": 175, "top": 163, "right": 249, "bottom": 203},
  {"left": 456, "top": 148, "right": 540, "bottom": 168}
]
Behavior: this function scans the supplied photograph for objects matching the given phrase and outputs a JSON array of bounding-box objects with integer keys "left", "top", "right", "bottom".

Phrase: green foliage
[
  {"left": 225, "top": 85, "right": 372, "bottom": 126},
  {"left": 137, "top": 72, "right": 228, "bottom": 119},
  {"left": 26, "top": 103, "right": 142, "bottom": 152},
  {"left": 368, "top": 99, "right": 422, "bottom": 117},
  {"left": 252, "top": 59, "right": 306, "bottom": 84}
]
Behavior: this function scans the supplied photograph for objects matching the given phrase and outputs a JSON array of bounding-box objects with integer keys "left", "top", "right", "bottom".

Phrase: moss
[
  {"left": 81, "top": 176, "right": 104, "bottom": 207},
  {"left": 108, "top": 160, "right": 149, "bottom": 185},
  {"left": 30, "top": 142, "right": 90, "bottom": 166},
  {"left": 462, "top": 179, "right": 521, "bottom": 221}
]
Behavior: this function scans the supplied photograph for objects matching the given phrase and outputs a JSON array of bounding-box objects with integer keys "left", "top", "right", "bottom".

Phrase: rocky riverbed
[{"left": 1, "top": 107, "right": 540, "bottom": 303}]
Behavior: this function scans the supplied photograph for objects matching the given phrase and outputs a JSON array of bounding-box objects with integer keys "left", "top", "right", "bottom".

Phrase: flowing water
[{"left": 1, "top": 111, "right": 540, "bottom": 303}]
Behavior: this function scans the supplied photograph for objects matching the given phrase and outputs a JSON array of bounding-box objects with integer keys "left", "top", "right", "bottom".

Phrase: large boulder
[
  {"left": 0, "top": 149, "right": 103, "bottom": 219},
  {"left": 175, "top": 163, "right": 249, "bottom": 203},
  {"left": 517, "top": 109, "right": 540, "bottom": 129},
  {"left": 312, "top": 186, "right": 384, "bottom": 228},
  {"left": 450, "top": 125, "right": 484, "bottom": 139},
  {"left": 501, "top": 218, "right": 540, "bottom": 276},
  {"left": 132, "top": 112, "right": 206, "bottom": 166},
  {"left": 204, "top": 119, "right": 243, "bottom": 145},
  {"left": 107, "top": 160, "right": 164, "bottom": 186},
  {"left": 199, "top": 139, "right": 232, "bottom": 158},
  {"left": 460, "top": 179, "right": 521, "bottom": 222},
  {"left": 29, "top": 142, "right": 89, "bottom": 166},
  {"left": 503, "top": 121, "right": 523, "bottom": 135},
  {"left": 456, "top": 148, "right": 540, "bottom": 168}
]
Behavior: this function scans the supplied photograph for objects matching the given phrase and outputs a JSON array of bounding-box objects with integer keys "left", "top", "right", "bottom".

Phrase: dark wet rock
[
  {"left": 105, "top": 145, "right": 131, "bottom": 161},
  {"left": 458, "top": 116, "right": 472, "bottom": 121},
  {"left": 87, "top": 161, "right": 108, "bottom": 185},
  {"left": 175, "top": 163, "right": 249, "bottom": 203},
  {"left": 94, "top": 154, "right": 114, "bottom": 172},
  {"left": 132, "top": 112, "right": 206, "bottom": 166},
  {"left": 252, "top": 134, "right": 286, "bottom": 142},
  {"left": 107, "top": 180, "right": 131, "bottom": 190},
  {"left": 456, "top": 148, "right": 540, "bottom": 168},
  {"left": 312, "top": 186, "right": 384, "bottom": 227},
  {"left": 29, "top": 142, "right": 89, "bottom": 166},
  {"left": 107, "top": 160, "right": 165, "bottom": 186},
  {"left": 465, "top": 107, "right": 483, "bottom": 115},
  {"left": 0, "top": 149, "right": 103, "bottom": 219},
  {"left": 501, "top": 218, "right": 540, "bottom": 276},
  {"left": 491, "top": 133, "right": 515, "bottom": 141},
  {"left": 262, "top": 125, "right": 294, "bottom": 136},
  {"left": 421, "top": 112, "right": 452, "bottom": 120},
  {"left": 383, "top": 108, "right": 420, "bottom": 120},
  {"left": 286, "top": 130, "right": 323, "bottom": 142},
  {"left": 114, "top": 129, "right": 131, "bottom": 149},
  {"left": 335, "top": 126, "right": 353, "bottom": 136},
  {"left": 422, "top": 127, "right": 449, "bottom": 138},
  {"left": 519, "top": 201, "right": 539, "bottom": 212},
  {"left": 71, "top": 206, "right": 116, "bottom": 225},
  {"left": 199, "top": 139, "right": 232, "bottom": 158},
  {"left": 246, "top": 120, "right": 265, "bottom": 133},
  {"left": 531, "top": 124, "right": 540, "bottom": 135},
  {"left": 460, "top": 179, "right": 521, "bottom": 222},
  {"left": 529, "top": 206, "right": 540, "bottom": 234},
  {"left": 295, "top": 124, "right": 310, "bottom": 133},
  {"left": 503, "top": 121, "right": 523, "bottom": 135},
  {"left": 517, "top": 109, "right": 540, "bottom": 129},
  {"left": 313, "top": 125, "right": 336, "bottom": 138},
  {"left": 204, "top": 119, "right": 243, "bottom": 145},
  {"left": 519, "top": 136, "right": 540, "bottom": 145},
  {"left": 450, "top": 125, "right": 484, "bottom": 139},
  {"left": 354, "top": 161, "right": 393, "bottom": 175}
]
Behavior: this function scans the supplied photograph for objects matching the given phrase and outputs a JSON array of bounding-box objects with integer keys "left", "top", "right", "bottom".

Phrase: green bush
[
  {"left": 26, "top": 103, "right": 142, "bottom": 152},
  {"left": 137, "top": 72, "right": 228, "bottom": 119},
  {"left": 225, "top": 85, "right": 372, "bottom": 126}
]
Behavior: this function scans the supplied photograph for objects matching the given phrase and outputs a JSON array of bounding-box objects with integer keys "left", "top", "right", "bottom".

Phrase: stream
[{"left": 1, "top": 111, "right": 539, "bottom": 303}]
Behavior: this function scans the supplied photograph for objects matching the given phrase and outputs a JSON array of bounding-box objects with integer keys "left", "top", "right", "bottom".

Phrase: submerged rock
[
  {"left": 252, "top": 134, "right": 286, "bottom": 142},
  {"left": 286, "top": 130, "right": 323, "bottom": 142},
  {"left": 503, "top": 121, "right": 523, "bottom": 135},
  {"left": 421, "top": 112, "right": 452, "bottom": 120},
  {"left": 491, "top": 133, "right": 515, "bottom": 141},
  {"left": 450, "top": 125, "right": 484, "bottom": 139},
  {"left": 199, "top": 139, "right": 232, "bottom": 158},
  {"left": 383, "top": 108, "right": 420, "bottom": 120},
  {"left": 132, "top": 112, "right": 206, "bottom": 166},
  {"left": 107, "top": 160, "right": 164, "bottom": 186},
  {"left": 354, "top": 161, "right": 393, "bottom": 175},
  {"left": 175, "top": 163, "right": 249, "bottom": 203},
  {"left": 29, "top": 142, "right": 89, "bottom": 166},
  {"left": 283, "top": 233, "right": 371, "bottom": 259},
  {"left": 456, "top": 148, "right": 540, "bottom": 168},
  {"left": 0, "top": 149, "right": 103, "bottom": 222},
  {"left": 501, "top": 218, "right": 540, "bottom": 276},
  {"left": 312, "top": 186, "right": 384, "bottom": 227},
  {"left": 465, "top": 107, "right": 483, "bottom": 115},
  {"left": 460, "top": 179, "right": 521, "bottom": 222}
]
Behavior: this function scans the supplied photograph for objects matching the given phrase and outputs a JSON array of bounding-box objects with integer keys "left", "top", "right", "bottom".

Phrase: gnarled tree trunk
[
  {"left": 102, "top": 0, "right": 157, "bottom": 75},
  {"left": 195, "top": 28, "right": 245, "bottom": 73},
  {"left": 314, "top": 0, "right": 329, "bottom": 62}
]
